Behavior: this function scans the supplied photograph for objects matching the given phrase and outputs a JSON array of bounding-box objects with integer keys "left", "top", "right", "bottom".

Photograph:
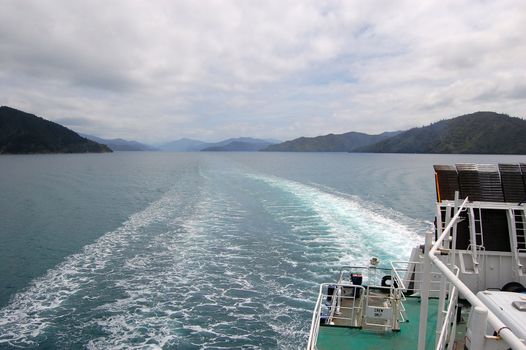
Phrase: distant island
[
  {"left": 0, "top": 106, "right": 111, "bottom": 154},
  {"left": 264, "top": 111, "right": 526, "bottom": 154}
]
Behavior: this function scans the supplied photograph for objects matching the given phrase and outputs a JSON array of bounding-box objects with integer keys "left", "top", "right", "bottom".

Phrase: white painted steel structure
[
  {"left": 308, "top": 195, "right": 526, "bottom": 350},
  {"left": 421, "top": 196, "right": 526, "bottom": 350},
  {"left": 308, "top": 162, "right": 526, "bottom": 350}
]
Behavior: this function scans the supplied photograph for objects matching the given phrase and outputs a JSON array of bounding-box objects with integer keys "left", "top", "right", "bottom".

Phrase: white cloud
[{"left": 0, "top": 0, "right": 525, "bottom": 143}]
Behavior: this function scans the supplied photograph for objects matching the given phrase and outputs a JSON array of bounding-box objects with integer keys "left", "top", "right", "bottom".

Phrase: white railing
[
  {"left": 307, "top": 282, "right": 366, "bottom": 349},
  {"left": 332, "top": 286, "right": 365, "bottom": 325},
  {"left": 361, "top": 285, "right": 400, "bottom": 330},
  {"left": 337, "top": 265, "right": 391, "bottom": 286},
  {"left": 435, "top": 266, "right": 459, "bottom": 350},
  {"left": 308, "top": 269, "right": 411, "bottom": 350},
  {"left": 307, "top": 284, "right": 324, "bottom": 350},
  {"left": 307, "top": 283, "right": 367, "bottom": 349},
  {"left": 426, "top": 197, "right": 526, "bottom": 350},
  {"left": 390, "top": 260, "right": 443, "bottom": 295}
]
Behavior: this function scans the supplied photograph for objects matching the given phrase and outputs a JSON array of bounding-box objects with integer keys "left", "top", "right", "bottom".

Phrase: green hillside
[
  {"left": 358, "top": 111, "right": 526, "bottom": 154},
  {"left": 0, "top": 106, "right": 112, "bottom": 154},
  {"left": 263, "top": 131, "right": 399, "bottom": 152}
]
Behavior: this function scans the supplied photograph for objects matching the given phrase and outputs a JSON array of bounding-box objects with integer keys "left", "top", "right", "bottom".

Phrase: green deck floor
[{"left": 316, "top": 297, "right": 439, "bottom": 350}]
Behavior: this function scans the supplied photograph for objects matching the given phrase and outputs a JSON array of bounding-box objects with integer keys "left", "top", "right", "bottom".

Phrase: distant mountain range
[
  {"left": 159, "top": 138, "right": 208, "bottom": 152},
  {"left": 3, "top": 107, "right": 523, "bottom": 155},
  {"left": 0, "top": 106, "right": 111, "bottom": 154},
  {"left": 263, "top": 111, "right": 526, "bottom": 154},
  {"left": 80, "top": 134, "right": 157, "bottom": 151},
  {"left": 356, "top": 111, "right": 526, "bottom": 154},
  {"left": 159, "top": 137, "right": 277, "bottom": 152},
  {"left": 201, "top": 138, "right": 275, "bottom": 151},
  {"left": 263, "top": 131, "right": 400, "bottom": 152},
  {"left": 74, "top": 111, "right": 526, "bottom": 154}
]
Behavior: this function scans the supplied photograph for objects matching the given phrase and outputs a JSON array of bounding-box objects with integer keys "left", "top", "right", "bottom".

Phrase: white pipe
[
  {"left": 418, "top": 232, "right": 433, "bottom": 350},
  {"left": 430, "top": 198, "right": 526, "bottom": 350},
  {"left": 470, "top": 306, "right": 488, "bottom": 350},
  {"left": 437, "top": 193, "right": 460, "bottom": 344}
]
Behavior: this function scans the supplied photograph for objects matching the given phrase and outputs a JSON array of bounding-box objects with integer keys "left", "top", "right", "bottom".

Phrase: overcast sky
[{"left": 1, "top": 0, "right": 525, "bottom": 143}]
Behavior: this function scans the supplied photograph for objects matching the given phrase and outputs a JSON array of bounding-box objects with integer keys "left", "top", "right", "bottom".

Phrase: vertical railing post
[
  {"left": 436, "top": 192, "right": 460, "bottom": 346},
  {"left": 470, "top": 306, "right": 488, "bottom": 350},
  {"left": 450, "top": 192, "right": 460, "bottom": 269},
  {"left": 418, "top": 231, "right": 433, "bottom": 350}
]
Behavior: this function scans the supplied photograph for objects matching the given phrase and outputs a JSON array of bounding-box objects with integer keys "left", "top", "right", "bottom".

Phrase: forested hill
[
  {"left": 357, "top": 111, "right": 526, "bottom": 154},
  {"left": 0, "top": 106, "right": 112, "bottom": 154},
  {"left": 263, "top": 131, "right": 399, "bottom": 152}
]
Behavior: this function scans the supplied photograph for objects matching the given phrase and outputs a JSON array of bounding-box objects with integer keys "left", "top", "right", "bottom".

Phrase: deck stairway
[
  {"left": 467, "top": 207, "right": 484, "bottom": 274},
  {"left": 509, "top": 208, "right": 526, "bottom": 276}
]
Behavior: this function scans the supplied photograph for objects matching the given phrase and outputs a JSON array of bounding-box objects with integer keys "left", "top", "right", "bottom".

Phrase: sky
[{"left": 1, "top": 0, "right": 525, "bottom": 144}]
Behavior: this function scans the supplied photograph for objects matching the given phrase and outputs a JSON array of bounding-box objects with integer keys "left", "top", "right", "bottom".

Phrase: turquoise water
[{"left": 1, "top": 152, "right": 525, "bottom": 348}]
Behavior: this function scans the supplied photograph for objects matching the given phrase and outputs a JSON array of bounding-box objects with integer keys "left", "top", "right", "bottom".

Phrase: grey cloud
[
  {"left": 0, "top": 0, "right": 525, "bottom": 143},
  {"left": 53, "top": 117, "right": 92, "bottom": 127},
  {"left": 508, "top": 84, "right": 526, "bottom": 100}
]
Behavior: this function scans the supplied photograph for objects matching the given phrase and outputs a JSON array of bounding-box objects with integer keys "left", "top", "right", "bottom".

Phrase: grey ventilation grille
[{"left": 434, "top": 163, "right": 526, "bottom": 203}]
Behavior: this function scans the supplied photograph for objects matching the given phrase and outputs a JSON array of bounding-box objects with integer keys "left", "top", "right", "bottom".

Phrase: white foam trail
[
  {"left": 248, "top": 174, "right": 428, "bottom": 265},
  {"left": 0, "top": 193, "right": 179, "bottom": 347},
  {"left": 0, "top": 168, "right": 431, "bottom": 349}
]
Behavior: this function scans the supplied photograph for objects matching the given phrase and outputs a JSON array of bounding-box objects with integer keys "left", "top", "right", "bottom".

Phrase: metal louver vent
[
  {"left": 433, "top": 163, "right": 526, "bottom": 203},
  {"left": 499, "top": 164, "right": 526, "bottom": 202},
  {"left": 433, "top": 165, "right": 459, "bottom": 201}
]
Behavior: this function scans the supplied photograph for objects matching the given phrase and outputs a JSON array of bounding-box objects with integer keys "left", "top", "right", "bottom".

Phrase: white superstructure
[{"left": 308, "top": 163, "right": 526, "bottom": 350}]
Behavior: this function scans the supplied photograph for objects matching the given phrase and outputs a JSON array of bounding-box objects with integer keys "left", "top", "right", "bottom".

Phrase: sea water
[{"left": 1, "top": 152, "right": 525, "bottom": 349}]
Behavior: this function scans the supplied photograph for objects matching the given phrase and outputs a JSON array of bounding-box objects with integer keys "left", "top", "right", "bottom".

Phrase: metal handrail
[
  {"left": 307, "top": 284, "right": 324, "bottom": 350},
  {"left": 337, "top": 265, "right": 392, "bottom": 286},
  {"left": 307, "top": 283, "right": 370, "bottom": 349},
  {"left": 390, "top": 261, "right": 443, "bottom": 293},
  {"left": 390, "top": 262, "right": 409, "bottom": 290},
  {"left": 435, "top": 267, "right": 459, "bottom": 350},
  {"left": 338, "top": 265, "right": 392, "bottom": 273},
  {"left": 428, "top": 197, "right": 526, "bottom": 350}
]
